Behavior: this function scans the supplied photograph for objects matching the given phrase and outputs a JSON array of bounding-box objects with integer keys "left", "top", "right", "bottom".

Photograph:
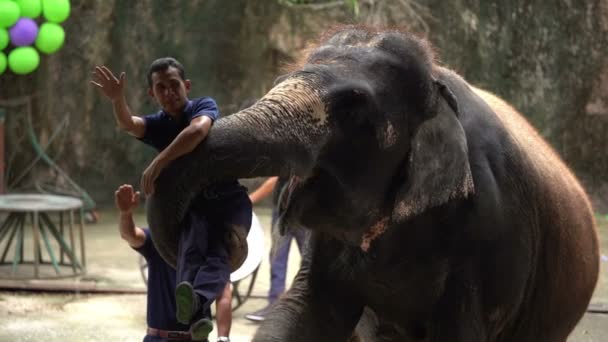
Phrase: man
[
  {"left": 116, "top": 184, "right": 235, "bottom": 342},
  {"left": 92, "top": 57, "right": 251, "bottom": 341},
  {"left": 245, "top": 177, "right": 308, "bottom": 322}
]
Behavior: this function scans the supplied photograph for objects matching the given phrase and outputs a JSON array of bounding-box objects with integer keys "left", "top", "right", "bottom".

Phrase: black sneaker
[
  {"left": 244, "top": 304, "right": 272, "bottom": 322},
  {"left": 175, "top": 281, "right": 199, "bottom": 324},
  {"left": 190, "top": 317, "right": 214, "bottom": 341}
]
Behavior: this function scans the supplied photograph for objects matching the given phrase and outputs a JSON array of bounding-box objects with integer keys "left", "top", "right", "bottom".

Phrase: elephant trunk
[{"left": 146, "top": 75, "right": 329, "bottom": 265}]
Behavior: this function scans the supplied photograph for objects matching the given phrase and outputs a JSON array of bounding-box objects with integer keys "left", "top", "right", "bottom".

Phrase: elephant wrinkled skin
[{"left": 146, "top": 27, "right": 599, "bottom": 342}]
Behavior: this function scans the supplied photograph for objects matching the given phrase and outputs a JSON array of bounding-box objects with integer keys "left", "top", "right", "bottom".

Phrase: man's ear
[
  {"left": 184, "top": 79, "right": 192, "bottom": 92},
  {"left": 147, "top": 87, "right": 154, "bottom": 98}
]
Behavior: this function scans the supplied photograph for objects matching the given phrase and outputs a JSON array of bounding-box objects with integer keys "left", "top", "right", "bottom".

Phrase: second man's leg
[
  {"left": 176, "top": 212, "right": 210, "bottom": 325},
  {"left": 215, "top": 282, "right": 233, "bottom": 341}
]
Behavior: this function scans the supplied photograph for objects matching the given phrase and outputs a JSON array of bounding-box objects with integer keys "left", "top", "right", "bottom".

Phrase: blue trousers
[
  {"left": 176, "top": 187, "right": 252, "bottom": 318},
  {"left": 268, "top": 209, "right": 308, "bottom": 302}
]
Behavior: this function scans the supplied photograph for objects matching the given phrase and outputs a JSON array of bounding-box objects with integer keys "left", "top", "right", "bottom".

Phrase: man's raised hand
[
  {"left": 91, "top": 66, "right": 126, "bottom": 102},
  {"left": 115, "top": 184, "right": 140, "bottom": 214}
]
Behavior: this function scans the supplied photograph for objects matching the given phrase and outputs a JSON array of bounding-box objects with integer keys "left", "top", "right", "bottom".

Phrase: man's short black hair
[{"left": 146, "top": 57, "right": 186, "bottom": 87}]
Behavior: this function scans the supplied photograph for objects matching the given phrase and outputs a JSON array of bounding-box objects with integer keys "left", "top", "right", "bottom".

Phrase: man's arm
[
  {"left": 115, "top": 184, "right": 146, "bottom": 248},
  {"left": 141, "top": 115, "right": 212, "bottom": 195},
  {"left": 249, "top": 177, "right": 278, "bottom": 205},
  {"left": 91, "top": 66, "right": 145, "bottom": 138},
  {"left": 110, "top": 96, "right": 146, "bottom": 138},
  {"left": 119, "top": 211, "right": 146, "bottom": 248},
  {"left": 156, "top": 115, "right": 212, "bottom": 164}
]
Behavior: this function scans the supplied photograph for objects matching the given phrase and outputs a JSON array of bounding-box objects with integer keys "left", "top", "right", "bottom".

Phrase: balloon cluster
[{"left": 0, "top": 0, "right": 70, "bottom": 75}]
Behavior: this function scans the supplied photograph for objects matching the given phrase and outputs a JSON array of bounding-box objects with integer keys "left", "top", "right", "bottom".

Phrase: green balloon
[
  {"left": 0, "top": 28, "right": 8, "bottom": 50},
  {"left": 0, "top": 1, "right": 20, "bottom": 28},
  {"left": 8, "top": 46, "right": 40, "bottom": 74},
  {"left": 35, "top": 22, "right": 64, "bottom": 54},
  {"left": 42, "top": 0, "right": 70, "bottom": 23},
  {"left": 0, "top": 52, "right": 6, "bottom": 75},
  {"left": 16, "top": 0, "right": 42, "bottom": 18}
]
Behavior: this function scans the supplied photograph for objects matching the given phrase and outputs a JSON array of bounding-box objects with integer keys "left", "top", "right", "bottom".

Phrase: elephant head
[
  {"left": 145, "top": 26, "right": 599, "bottom": 342},
  {"left": 147, "top": 27, "right": 474, "bottom": 266}
]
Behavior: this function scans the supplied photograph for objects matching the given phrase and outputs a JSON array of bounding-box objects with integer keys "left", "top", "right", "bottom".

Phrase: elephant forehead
[
  {"left": 310, "top": 29, "right": 434, "bottom": 77},
  {"left": 261, "top": 77, "right": 328, "bottom": 125}
]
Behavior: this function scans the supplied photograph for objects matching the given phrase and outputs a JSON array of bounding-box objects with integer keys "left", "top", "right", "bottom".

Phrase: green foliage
[
  {"left": 596, "top": 213, "right": 608, "bottom": 223},
  {"left": 345, "top": 0, "right": 359, "bottom": 17},
  {"left": 279, "top": 0, "right": 331, "bottom": 3},
  {"left": 278, "top": 0, "right": 359, "bottom": 17}
]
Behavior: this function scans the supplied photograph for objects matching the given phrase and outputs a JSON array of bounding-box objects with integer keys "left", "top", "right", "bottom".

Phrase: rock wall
[{"left": 0, "top": 0, "right": 606, "bottom": 209}]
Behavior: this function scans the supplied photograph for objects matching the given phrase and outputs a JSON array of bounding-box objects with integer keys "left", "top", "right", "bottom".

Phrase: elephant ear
[{"left": 392, "top": 80, "right": 474, "bottom": 222}]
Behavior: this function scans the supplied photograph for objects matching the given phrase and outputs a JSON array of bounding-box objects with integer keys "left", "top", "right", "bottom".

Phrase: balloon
[
  {"left": 15, "top": 0, "right": 42, "bottom": 18},
  {"left": 35, "top": 22, "right": 64, "bottom": 54},
  {"left": 0, "top": 28, "right": 8, "bottom": 50},
  {"left": 9, "top": 17, "right": 38, "bottom": 46},
  {"left": 42, "top": 0, "right": 70, "bottom": 23},
  {"left": 8, "top": 46, "right": 39, "bottom": 74},
  {"left": 0, "top": 52, "right": 6, "bottom": 75},
  {"left": 0, "top": 1, "right": 20, "bottom": 28}
]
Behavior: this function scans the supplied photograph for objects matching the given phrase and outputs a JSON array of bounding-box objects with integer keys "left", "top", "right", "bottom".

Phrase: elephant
[{"left": 146, "top": 27, "right": 600, "bottom": 341}]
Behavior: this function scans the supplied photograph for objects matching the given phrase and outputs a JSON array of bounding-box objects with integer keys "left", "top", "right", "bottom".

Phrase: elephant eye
[{"left": 328, "top": 81, "right": 375, "bottom": 119}]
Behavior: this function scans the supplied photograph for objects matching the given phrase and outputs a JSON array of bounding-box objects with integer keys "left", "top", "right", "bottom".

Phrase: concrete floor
[{"left": 0, "top": 207, "right": 606, "bottom": 341}]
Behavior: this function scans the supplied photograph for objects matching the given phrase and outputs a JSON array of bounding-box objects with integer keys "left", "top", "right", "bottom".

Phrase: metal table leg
[
  {"left": 79, "top": 207, "right": 86, "bottom": 270},
  {"left": 31, "top": 211, "right": 40, "bottom": 278},
  {"left": 38, "top": 216, "right": 61, "bottom": 274}
]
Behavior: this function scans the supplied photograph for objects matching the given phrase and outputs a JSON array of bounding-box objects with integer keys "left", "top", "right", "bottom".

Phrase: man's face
[{"left": 148, "top": 66, "right": 191, "bottom": 116}]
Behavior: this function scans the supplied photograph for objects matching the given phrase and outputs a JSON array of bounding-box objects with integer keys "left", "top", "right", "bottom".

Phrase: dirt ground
[{"left": 0, "top": 207, "right": 606, "bottom": 341}]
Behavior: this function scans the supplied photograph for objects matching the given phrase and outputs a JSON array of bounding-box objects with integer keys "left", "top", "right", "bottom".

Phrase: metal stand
[{"left": 0, "top": 194, "right": 86, "bottom": 279}]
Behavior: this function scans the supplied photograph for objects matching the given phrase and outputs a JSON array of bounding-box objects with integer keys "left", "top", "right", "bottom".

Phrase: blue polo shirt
[
  {"left": 140, "top": 97, "right": 219, "bottom": 152},
  {"left": 134, "top": 228, "right": 189, "bottom": 334},
  {"left": 139, "top": 97, "right": 241, "bottom": 196}
]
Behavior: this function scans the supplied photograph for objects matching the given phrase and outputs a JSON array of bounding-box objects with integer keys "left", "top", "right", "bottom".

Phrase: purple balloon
[{"left": 9, "top": 18, "right": 39, "bottom": 47}]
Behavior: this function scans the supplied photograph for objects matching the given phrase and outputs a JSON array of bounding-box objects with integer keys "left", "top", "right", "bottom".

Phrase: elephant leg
[
  {"left": 253, "top": 266, "right": 363, "bottom": 342},
  {"left": 428, "top": 266, "right": 488, "bottom": 342}
]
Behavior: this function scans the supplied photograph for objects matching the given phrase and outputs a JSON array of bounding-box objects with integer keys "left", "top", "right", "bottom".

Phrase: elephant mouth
[
  {"left": 274, "top": 172, "right": 385, "bottom": 249},
  {"left": 276, "top": 175, "right": 302, "bottom": 235}
]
